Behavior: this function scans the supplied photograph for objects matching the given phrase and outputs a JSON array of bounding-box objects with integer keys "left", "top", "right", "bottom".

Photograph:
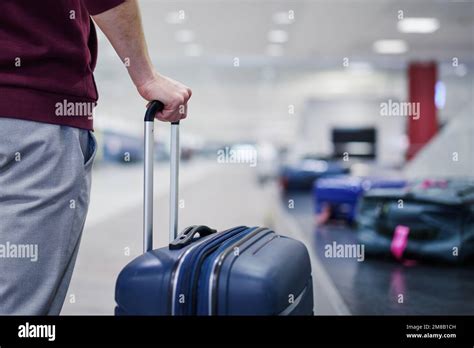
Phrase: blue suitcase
[
  {"left": 115, "top": 102, "right": 314, "bottom": 315},
  {"left": 279, "top": 158, "right": 349, "bottom": 192},
  {"left": 313, "top": 176, "right": 406, "bottom": 224}
]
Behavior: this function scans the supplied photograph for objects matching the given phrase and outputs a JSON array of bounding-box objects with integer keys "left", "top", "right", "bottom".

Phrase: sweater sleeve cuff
[{"left": 84, "top": 0, "right": 127, "bottom": 15}]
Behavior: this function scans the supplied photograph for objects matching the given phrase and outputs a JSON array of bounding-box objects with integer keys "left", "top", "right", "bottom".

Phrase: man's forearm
[
  {"left": 91, "top": 0, "right": 191, "bottom": 122},
  {"left": 92, "top": 0, "right": 154, "bottom": 88}
]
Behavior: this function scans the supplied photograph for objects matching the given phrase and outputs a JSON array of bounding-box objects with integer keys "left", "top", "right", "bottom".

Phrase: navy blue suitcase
[
  {"left": 115, "top": 102, "right": 314, "bottom": 315},
  {"left": 279, "top": 158, "right": 349, "bottom": 192},
  {"left": 313, "top": 176, "right": 406, "bottom": 224}
]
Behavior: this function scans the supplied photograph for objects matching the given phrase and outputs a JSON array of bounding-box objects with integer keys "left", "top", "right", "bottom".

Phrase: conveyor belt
[{"left": 284, "top": 192, "right": 474, "bottom": 315}]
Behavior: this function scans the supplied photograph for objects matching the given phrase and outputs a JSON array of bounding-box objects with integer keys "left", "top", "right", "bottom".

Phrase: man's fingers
[
  {"left": 155, "top": 110, "right": 173, "bottom": 121},
  {"left": 138, "top": 73, "right": 192, "bottom": 123},
  {"left": 170, "top": 108, "right": 183, "bottom": 122},
  {"left": 156, "top": 107, "right": 185, "bottom": 122},
  {"left": 178, "top": 85, "right": 191, "bottom": 102},
  {"left": 147, "top": 79, "right": 190, "bottom": 122},
  {"left": 182, "top": 88, "right": 191, "bottom": 101}
]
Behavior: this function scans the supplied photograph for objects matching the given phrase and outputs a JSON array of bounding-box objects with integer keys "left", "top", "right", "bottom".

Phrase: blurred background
[{"left": 63, "top": 0, "right": 474, "bottom": 315}]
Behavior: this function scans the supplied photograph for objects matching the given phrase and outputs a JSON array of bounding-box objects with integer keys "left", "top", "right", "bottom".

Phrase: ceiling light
[
  {"left": 398, "top": 17, "right": 440, "bottom": 34},
  {"left": 273, "top": 11, "right": 295, "bottom": 25},
  {"left": 184, "top": 44, "right": 202, "bottom": 57},
  {"left": 268, "top": 30, "right": 288, "bottom": 43},
  {"left": 165, "top": 11, "right": 186, "bottom": 24},
  {"left": 373, "top": 40, "right": 408, "bottom": 54},
  {"left": 435, "top": 81, "right": 446, "bottom": 109},
  {"left": 175, "top": 30, "right": 195, "bottom": 43},
  {"left": 266, "top": 44, "right": 284, "bottom": 57}
]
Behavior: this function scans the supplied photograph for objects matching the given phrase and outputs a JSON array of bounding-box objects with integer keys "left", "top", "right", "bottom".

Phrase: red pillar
[{"left": 406, "top": 62, "right": 439, "bottom": 161}]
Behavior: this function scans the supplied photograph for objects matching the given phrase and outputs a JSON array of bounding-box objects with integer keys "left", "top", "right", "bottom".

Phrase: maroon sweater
[{"left": 0, "top": 0, "right": 125, "bottom": 130}]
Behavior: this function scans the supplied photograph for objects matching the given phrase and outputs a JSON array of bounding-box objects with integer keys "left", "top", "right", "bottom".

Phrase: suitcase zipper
[
  {"left": 170, "top": 226, "right": 247, "bottom": 315},
  {"left": 170, "top": 237, "right": 213, "bottom": 315},
  {"left": 189, "top": 227, "right": 257, "bottom": 314}
]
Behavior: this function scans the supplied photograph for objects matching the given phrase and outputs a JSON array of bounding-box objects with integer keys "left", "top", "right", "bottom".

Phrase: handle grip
[
  {"left": 169, "top": 225, "right": 217, "bottom": 250},
  {"left": 143, "top": 101, "right": 181, "bottom": 253},
  {"left": 144, "top": 100, "right": 165, "bottom": 121}
]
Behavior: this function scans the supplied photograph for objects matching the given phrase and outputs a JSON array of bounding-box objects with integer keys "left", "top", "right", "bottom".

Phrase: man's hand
[
  {"left": 137, "top": 72, "right": 192, "bottom": 122},
  {"left": 92, "top": 0, "right": 191, "bottom": 122}
]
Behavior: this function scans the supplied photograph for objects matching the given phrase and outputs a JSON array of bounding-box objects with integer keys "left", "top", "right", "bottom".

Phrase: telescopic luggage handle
[{"left": 143, "top": 101, "right": 180, "bottom": 253}]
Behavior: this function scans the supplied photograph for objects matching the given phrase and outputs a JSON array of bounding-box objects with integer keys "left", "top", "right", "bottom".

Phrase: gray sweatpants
[{"left": 0, "top": 117, "right": 96, "bottom": 315}]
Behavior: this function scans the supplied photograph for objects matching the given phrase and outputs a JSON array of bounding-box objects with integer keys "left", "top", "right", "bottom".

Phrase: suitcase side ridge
[{"left": 216, "top": 233, "right": 312, "bottom": 315}]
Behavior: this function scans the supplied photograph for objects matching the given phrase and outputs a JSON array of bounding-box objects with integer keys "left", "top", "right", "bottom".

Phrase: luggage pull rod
[{"left": 143, "top": 101, "right": 180, "bottom": 252}]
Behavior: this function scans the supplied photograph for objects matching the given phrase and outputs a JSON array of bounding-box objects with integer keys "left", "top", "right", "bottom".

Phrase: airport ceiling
[
  {"left": 94, "top": 0, "right": 473, "bottom": 141},
  {"left": 137, "top": 0, "right": 474, "bottom": 68}
]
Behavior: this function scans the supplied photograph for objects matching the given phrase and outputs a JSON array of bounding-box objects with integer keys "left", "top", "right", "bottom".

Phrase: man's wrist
[
  {"left": 127, "top": 58, "right": 157, "bottom": 89},
  {"left": 135, "top": 73, "right": 156, "bottom": 91}
]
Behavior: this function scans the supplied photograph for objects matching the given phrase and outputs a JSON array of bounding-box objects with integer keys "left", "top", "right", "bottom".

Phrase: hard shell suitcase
[
  {"left": 279, "top": 158, "right": 349, "bottom": 192},
  {"left": 356, "top": 178, "right": 474, "bottom": 263},
  {"left": 313, "top": 176, "right": 406, "bottom": 224},
  {"left": 115, "top": 101, "right": 314, "bottom": 315}
]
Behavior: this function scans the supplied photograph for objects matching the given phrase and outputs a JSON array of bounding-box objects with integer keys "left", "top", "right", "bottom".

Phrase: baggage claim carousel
[{"left": 282, "top": 192, "right": 474, "bottom": 315}]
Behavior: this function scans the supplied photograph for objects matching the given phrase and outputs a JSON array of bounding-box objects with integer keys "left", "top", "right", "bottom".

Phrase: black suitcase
[
  {"left": 356, "top": 178, "right": 474, "bottom": 263},
  {"left": 115, "top": 101, "right": 314, "bottom": 315}
]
